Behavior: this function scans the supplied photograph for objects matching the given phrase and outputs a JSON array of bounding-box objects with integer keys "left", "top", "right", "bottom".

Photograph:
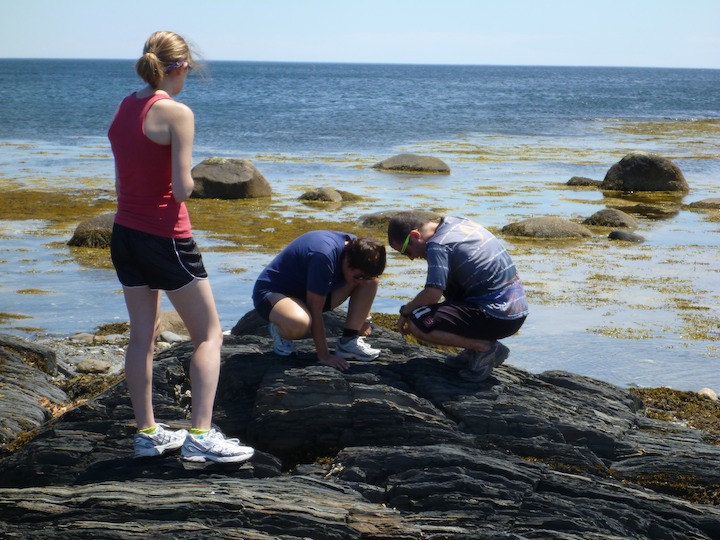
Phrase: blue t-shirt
[
  {"left": 253, "top": 230, "right": 354, "bottom": 304},
  {"left": 426, "top": 217, "right": 528, "bottom": 320}
]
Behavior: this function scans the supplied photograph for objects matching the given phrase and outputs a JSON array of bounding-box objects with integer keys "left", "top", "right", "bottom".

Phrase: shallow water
[
  {"left": 2, "top": 129, "right": 718, "bottom": 392},
  {"left": 1, "top": 61, "right": 719, "bottom": 392}
]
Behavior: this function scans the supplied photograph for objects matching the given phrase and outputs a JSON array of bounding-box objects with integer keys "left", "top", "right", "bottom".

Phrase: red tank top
[{"left": 108, "top": 93, "right": 192, "bottom": 238}]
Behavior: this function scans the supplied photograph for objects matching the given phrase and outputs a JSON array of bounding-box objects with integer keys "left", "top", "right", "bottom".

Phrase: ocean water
[{"left": 1, "top": 59, "right": 719, "bottom": 391}]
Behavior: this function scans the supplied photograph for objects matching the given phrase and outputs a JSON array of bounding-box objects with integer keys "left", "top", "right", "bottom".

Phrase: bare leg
[
  {"left": 268, "top": 294, "right": 311, "bottom": 339},
  {"left": 406, "top": 320, "right": 493, "bottom": 352},
  {"left": 167, "top": 279, "right": 223, "bottom": 431},
  {"left": 123, "top": 286, "right": 162, "bottom": 430},
  {"left": 334, "top": 279, "right": 378, "bottom": 332}
]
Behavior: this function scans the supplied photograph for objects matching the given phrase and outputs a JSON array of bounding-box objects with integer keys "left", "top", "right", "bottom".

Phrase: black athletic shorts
[
  {"left": 408, "top": 301, "right": 526, "bottom": 341},
  {"left": 110, "top": 223, "right": 208, "bottom": 291}
]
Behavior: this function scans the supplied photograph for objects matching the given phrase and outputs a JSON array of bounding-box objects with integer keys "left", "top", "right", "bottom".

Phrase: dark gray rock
[
  {"left": 67, "top": 212, "right": 115, "bottom": 248},
  {"left": 567, "top": 176, "right": 602, "bottom": 187},
  {"left": 298, "top": 187, "right": 357, "bottom": 203},
  {"left": 191, "top": 157, "right": 272, "bottom": 199},
  {"left": 2, "top": 313, "right": 720, "bottom": 538},
  {"left": 601, "top": 152, "right": 689, "bottom": 192},
  {"left": 583, "top": 208, "right": 639, "bottom": 228},
  {"left": 0, "top": 333, "right": 57, "bottom": 375},
  {"left": 0, "top": 334, "right": 66, "bottom": 444},
  {"left": 300, "top": 187, "right": 343, "bottom": 202},
  {"left": 372, "top": 153, "right": 450, "bottom": 174},
  {"left": 502, "top": 216, "right": 593, "bottom": 238},
  {"left": 609, "top": 230, "right": 646, "bottom": 243}
]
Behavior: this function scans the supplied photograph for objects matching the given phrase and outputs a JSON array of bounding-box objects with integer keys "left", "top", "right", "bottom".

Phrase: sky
[{"left": 1, "top": 0, "right": 719, "bottom": 69}]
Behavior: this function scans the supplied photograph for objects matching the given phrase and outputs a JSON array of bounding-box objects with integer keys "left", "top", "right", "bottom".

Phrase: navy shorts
[
  {"left": 110, "top": 223, "right": 208, "bottom": 291},
  {"left": 408, "top": 301, "right": 526, "bottom": 341},
  {"left": 253, "top": 283, "right": 333, "bottom": 321}
]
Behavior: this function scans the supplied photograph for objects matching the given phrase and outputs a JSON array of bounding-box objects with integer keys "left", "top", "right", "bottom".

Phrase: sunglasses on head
[
  {"left": 400, "top": 232, "right": 412, "bottom": 254},
  {"left": 164, "top": 60, "right": 193, "bottom": 73}
]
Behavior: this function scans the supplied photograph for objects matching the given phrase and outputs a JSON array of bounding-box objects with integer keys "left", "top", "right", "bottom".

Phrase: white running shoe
[
  {"left": 269, "top": 322, "right": 297, "bottom": 356},
  {"left": 335, "top": 336, "right": 381, "bottom": 361},
  {"left": 181, "top": 428, "right": 255, "bottom": 463},
  {"left": 134, "top": 424, "right": 187, "bottom": 458}
]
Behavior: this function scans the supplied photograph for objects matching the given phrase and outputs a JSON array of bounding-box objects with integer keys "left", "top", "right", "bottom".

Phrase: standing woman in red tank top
[{"left": 108, "top": 31, "right": 254, "bottom": 463}]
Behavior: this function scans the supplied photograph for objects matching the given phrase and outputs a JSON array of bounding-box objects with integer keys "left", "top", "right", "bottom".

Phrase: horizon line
[{"left": 1, "top": 57, "right": 718, "bottom": 71}]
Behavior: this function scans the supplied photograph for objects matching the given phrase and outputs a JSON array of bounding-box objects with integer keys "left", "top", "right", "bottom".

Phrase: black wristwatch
[{"left": 399, "top": 304, "right": 408, "bottom": 317}]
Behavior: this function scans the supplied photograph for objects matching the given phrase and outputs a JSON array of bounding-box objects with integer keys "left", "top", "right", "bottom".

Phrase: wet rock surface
[
  {"left": 501, "top": 216, "right": 593, "bottom": 238},
  {"left": 583, "top": 207, "right": 639, "bottom": 229},
  {"left": 2, "top": 312, "right": 720, "bottom": 539},
  {"left": 191, "top": 157, "right": 272, "bottom": 199},
  {"left": 372, "top": 153, "right": 451, "bottom": 174},
  {"left": 608, "top": 229, "right": 646, "bottom": 243},
  {"left": 66, "top": 212, "right": 115, "bottom": 248},
  {"left": 601, "top": 151, "right": 689, "bottom": 192}
]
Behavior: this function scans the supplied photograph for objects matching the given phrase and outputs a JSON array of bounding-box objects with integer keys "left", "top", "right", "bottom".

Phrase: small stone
[
  {"left": 69, "top": 333, "right": 95, "bottom": 345},
  {"left": 159, "top": 331, "right": 188, "bottom": 344},
  {"left": 94, "top": 334, "right": 126, "bottom": 344},
  {"left": 76, "top": 358, "right": 111, "bottom": 374}
]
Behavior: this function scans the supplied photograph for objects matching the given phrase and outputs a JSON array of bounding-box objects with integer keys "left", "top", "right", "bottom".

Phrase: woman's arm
[
  {"left": 168, "top": 103, "right": 195, "bottom": 202},
  {"left": 144, "top": 99, "right": 195, "bottom": 202},
  {"left": 306, "top": 291, "right": 350, "bottom": 371}
]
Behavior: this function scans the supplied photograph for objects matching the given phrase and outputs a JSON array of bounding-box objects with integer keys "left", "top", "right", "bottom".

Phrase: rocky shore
[{"left": 2, "top": 310, "right": 720, "bottom": 539}]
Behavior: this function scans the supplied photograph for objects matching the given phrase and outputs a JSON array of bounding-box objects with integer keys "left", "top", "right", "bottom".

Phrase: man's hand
[{"left": 397, "top": 314, "right": 410, "bottom": 336}]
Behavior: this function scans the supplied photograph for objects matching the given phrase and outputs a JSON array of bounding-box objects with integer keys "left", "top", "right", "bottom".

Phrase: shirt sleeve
[
  {"left": 425, "top": 243, "right": 451, "bottom": 291},
  {"left": 305, "top": 251, "right": 336, "bottom": 297}
]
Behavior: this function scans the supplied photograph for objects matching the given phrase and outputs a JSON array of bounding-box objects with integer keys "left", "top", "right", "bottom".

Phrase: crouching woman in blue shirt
[{"left": 253, "top": 231, "right": 386, "bottom": 371}]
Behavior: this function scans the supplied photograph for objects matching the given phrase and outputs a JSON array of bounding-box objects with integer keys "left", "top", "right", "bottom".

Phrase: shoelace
[
  {"left": 355, "top": 337, "right": 377, "bottom": 352},
  {"left": 149, "top": 424, "right": 174, "bottom": 443},
  {"left": 205, "top": 431, "right": 241, "bottom": 450}
]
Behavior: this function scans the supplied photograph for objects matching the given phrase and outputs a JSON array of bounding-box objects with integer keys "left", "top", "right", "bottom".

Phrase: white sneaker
[
  {"left": 134, "top": 424, "right": 187, "bottom": 458},
  {"left": 335, "top": 336, "right": 380, "bottom": 361},
  {"left": 181, "top": 428, "right": 255, "bottom": 463},
  {"left": 269, "top": 322, "right": 297, "bottom": 356}
]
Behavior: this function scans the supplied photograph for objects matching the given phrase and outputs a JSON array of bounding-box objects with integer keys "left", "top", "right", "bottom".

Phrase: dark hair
[
  {"left": 343, "top": 236, "right": 386, "bottom": 277},
  {"left": 387, "top": 211, "right": 441, "bottom": 246}
]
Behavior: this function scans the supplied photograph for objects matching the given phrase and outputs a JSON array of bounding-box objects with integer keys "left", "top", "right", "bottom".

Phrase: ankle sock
[
  {"left": 138, "top": 425, "right": 157, "bottom": 435},
  {"left": 341, "top": 329, "right": 359, "bottom": 342},
  {"left": 189, "top": 428, "right": 210, "bottom": 439}
]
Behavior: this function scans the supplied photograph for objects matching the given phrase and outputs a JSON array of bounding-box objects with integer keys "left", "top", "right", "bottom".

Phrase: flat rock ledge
[{"left": 2, "top": 311, "right": 720, "bottom": 539}]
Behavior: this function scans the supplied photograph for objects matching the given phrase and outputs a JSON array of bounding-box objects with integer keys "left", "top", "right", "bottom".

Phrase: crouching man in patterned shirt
[{"left": 388, "top": 212, "right": 528, "bottom": 382}]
